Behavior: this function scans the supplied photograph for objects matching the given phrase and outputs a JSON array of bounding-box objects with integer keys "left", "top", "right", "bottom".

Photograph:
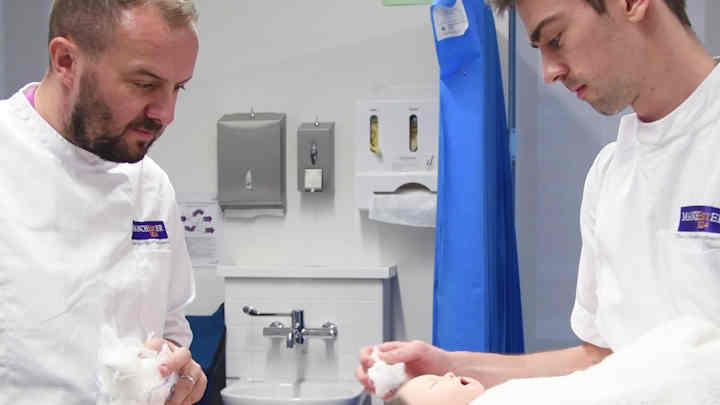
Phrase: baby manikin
[
  {"left": 391, "top": 373, "right": 486, "bottom": 405},
  {"left": 96, "top": 325, "right": 178, "bottom": 405},
  {"left": 367, "top": 346, "right": 485, "bottom": 405}
]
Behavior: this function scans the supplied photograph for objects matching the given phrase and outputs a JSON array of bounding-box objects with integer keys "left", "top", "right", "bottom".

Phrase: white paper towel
[
  {"left": 368, "top": 187, "right": 436, "bottom": 228},
  {"left": 96, "top": 325, "right": 178, "bottom": 405},
  {"left": 367, "top": 347, "right": 409, "bottom": 398}
]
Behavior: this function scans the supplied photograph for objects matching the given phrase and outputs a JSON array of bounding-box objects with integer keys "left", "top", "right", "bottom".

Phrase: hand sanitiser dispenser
[
  {"left": 355, "top": 99, "right": 438, "bottom": 227},
  {"left": 217, "top": 112, "right": 287, "bottom": 218}
]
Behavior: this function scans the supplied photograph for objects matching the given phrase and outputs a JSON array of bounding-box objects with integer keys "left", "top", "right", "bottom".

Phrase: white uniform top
[
  {"left": 0, "top": 84, "right": 196, "bottom": 404},
  {"left": 571, "top": 63, "right": 720, "bottom": 350}
]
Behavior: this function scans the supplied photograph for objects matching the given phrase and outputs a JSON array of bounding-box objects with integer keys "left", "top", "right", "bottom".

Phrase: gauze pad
[
  {"left": 367, "top": 347, "right": 409, "bottom": 398},
  {"left": 97, "top": 326, "right": 178, "bottom": 405}
]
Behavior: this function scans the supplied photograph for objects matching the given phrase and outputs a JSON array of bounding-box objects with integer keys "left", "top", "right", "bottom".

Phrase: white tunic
[
  {"left": 0, "top": 84, "right": 196, "bottom": 404},
  {"left": 571, "top": 64, "right": 720, "bottom": 350},
  {"left": 471, "top": 317, "right": 720, "bottom": 405}
]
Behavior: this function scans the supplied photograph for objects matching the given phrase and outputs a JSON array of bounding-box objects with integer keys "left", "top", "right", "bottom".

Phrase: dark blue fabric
[
  {"left": 187, "top": 304, "right": 226, "bottom": 405},
  {"left": 188, "top": 304, "right": 225, "bottom": 372},
  {"left": 431, "top": 0, "right": 524, "bottom": 354}
]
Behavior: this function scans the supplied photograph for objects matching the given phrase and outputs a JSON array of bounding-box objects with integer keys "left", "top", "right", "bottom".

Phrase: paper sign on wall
[{"left": 178, "top": 194, "right": 221, "bottom": 267}]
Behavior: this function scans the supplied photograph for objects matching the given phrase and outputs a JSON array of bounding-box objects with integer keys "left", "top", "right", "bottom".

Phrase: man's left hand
[{"left": 145, "top": 337, "right": 208, "bottom": 405}]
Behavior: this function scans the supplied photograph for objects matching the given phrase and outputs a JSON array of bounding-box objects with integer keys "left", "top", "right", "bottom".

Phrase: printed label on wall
[{"left": 392, "top": 155, "right": 423, "bottom": 172}]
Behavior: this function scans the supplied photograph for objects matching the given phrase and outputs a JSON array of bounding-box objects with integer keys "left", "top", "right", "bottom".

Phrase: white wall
[
  {"left": 0, "top": 0, "right": 446, "bottom": 345},
  {"left": 514, "top": 1, "right": 718, "bottom": 352},
  {"left": 153, "top": 2, "right": 441, "bottom": 343},
  {"left": 5, "top": 1, "right": 717, "bottom": 354}
]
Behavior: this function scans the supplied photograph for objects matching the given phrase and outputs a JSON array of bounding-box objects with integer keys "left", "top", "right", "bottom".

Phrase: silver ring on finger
[{"left": 180, "top": 374, "right": 196, "bottom": 385}]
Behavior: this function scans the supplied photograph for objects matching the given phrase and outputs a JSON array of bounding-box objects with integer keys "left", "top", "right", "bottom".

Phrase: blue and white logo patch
[
  {"left": 132, "top": 221, "right": 168, "bottom": 240},
  {"left": 678, "top": 206, "right": 720, "bottom": 234}
]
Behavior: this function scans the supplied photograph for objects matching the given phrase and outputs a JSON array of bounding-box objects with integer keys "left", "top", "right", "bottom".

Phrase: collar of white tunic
[{"left": 631, "top": 58, "right": 720, "bottom": 146}]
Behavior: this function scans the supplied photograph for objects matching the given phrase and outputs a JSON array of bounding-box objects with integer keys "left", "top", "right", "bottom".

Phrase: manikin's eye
[{"left": 459, "top": 377, "right": 470, "bottom": 385}]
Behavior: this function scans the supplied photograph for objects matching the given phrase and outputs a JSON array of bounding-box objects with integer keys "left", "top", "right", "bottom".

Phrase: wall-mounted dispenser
[
  {"left": 217, "top": 112, "right": 287, "bottom": 217},
  {"left": 355, "top": 99, "right": 438, "bottom": 221},
  {"left": 297, "top": 121, "right": 334, "bottom": 193}
]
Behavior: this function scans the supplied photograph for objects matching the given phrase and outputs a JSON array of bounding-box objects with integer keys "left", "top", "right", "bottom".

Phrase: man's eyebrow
[
  {"left": 530, "top": 15, "right": 560, "bottom": 48},
  {"left": 135, "top": 68, "right": 165, "bottom": 81},
  {"left": 134, "top": 68, "right": 193, "bottom": 85}
]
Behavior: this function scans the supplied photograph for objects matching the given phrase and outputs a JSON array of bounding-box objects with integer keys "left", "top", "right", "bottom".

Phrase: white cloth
[
  {"left": 571, "top": 63, "right": 720, "bottom": 350},
  {"left": 367, "top": 347, "right": 409, "bottom": 398},
  {"left": 470, "top": 317, "right": 720, "bottom": 405},
  {"left": 0, "top": 84, "right": 196, "bottom": 404},
  {"left": 97, "top": 326, "right": 178, "bottom": 405}
]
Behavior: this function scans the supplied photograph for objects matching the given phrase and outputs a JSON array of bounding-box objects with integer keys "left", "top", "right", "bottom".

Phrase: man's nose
[
  {"left": 145, "top": 91, "right": 177, "bottom": 126},
  {"left": 542, "top": 52, "right": 567, "bottom": 84}
]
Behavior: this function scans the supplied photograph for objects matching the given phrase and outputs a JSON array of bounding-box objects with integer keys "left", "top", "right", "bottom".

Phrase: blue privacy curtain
[{"left": 431, "top": 0, "right": 524, "bottom": 354}]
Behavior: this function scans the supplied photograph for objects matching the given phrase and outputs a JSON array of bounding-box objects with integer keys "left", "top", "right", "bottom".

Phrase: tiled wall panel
[{"left": 224, "top": 277, "right": 391, "bottom": 382}]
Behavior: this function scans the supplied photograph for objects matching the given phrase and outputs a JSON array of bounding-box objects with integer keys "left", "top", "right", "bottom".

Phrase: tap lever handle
[{"left": 243, "top": 305, "right": 290, "bottom": 317}]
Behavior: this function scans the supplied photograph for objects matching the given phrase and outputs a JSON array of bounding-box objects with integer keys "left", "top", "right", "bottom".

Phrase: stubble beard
[
  {"left": 588, "top": 76, "right": 637, "bottom": 117},
  {"left": 65, "top": 71, "right": 163, "bottom": 163}
]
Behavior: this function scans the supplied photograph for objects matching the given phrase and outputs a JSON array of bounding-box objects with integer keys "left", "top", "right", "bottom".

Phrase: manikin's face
[
  {"left": 517, "top": 0, "right": 643, "bottom": 116},
  {"left": 66, "top": 4, "right": 199, "bottom": 163},
  {"left": 395, "top": 373, "right": 485, "bottom": 405}
]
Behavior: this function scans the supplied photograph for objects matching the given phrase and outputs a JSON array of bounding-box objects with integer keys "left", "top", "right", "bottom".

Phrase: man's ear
[
  {"left": 48, "top": 37, "right": 80, "bottom": 88},
  {"left": 624, "top": 0, "right": 649, "bottom": 23}
]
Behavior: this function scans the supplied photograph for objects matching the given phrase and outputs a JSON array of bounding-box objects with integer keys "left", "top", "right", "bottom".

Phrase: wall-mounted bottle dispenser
[{"left": 297, "top": 121, "right": 334, "bottom": 193}]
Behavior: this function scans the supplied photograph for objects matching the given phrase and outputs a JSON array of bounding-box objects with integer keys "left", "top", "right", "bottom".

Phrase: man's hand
[
  {"left": 145, "top": 338, "right": 208, "bottom": 405},
  {"left": 355, "top": 340, "right": 452, "bottom": 399}
]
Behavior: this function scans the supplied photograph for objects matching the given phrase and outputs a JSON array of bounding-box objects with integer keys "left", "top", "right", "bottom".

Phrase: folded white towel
[{"left": 368, "top": 347, "right": 410, "bottom": 398}]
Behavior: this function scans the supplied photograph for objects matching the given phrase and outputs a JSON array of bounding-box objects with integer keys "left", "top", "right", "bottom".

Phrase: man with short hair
[
  {"left": 0, "top": 1, "right": 207, "bottom": 403},
  {"left": 357, "top": 0, "right": 720, "bottom": 393}
]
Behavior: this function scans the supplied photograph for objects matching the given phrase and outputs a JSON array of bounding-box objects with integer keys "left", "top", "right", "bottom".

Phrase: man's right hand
[{"left": 355, "top": 340, "right": 452, "bottom": 396}]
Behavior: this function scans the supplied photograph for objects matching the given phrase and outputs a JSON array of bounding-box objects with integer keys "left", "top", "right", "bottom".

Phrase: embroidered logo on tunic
[
  {"left": 678, "top": 206, "right": 720, "bottom": 233},
  {"left": 132, "top": 221, "right": 168, "bottom": 240}
]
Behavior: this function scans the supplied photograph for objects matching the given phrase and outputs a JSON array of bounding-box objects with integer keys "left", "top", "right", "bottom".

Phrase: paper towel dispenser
[
  {"left": 217, "top": 112, "right": 287, "bottom": 215},
  {"left": 355, "top": 99, "right": 438, "bottom": 210}
]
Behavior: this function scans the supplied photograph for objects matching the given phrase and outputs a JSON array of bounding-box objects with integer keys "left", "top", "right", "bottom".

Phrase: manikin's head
[
  {"left": 484, "top": 0, "right": 692, "bottom": 117},
  {"left": 46, "top": 0, "right": 199, "bottom": 163},
  {"left": 391, "top": 373, "right": 485, "bottom": 405}
]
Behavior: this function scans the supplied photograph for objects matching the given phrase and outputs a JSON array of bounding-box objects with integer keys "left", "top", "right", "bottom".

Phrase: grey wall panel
[
  {"left": 4, "top": 0, "right": 51, "bottom": 95},
  {"left": 0, "top": 0, "right": 6, "bottom": 98},
  {"left": 705, "top": 1, "right": 720, "bottom": 57}
]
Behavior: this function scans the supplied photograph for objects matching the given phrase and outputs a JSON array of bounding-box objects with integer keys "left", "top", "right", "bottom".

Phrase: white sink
[{"left": 221, "top": 380, "right": 366, "bottom": 405}]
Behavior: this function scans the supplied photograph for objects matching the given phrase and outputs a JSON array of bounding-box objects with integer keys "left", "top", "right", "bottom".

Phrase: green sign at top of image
[{"left": 383, "top": 0, "right": 433, "bottom": 5}]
